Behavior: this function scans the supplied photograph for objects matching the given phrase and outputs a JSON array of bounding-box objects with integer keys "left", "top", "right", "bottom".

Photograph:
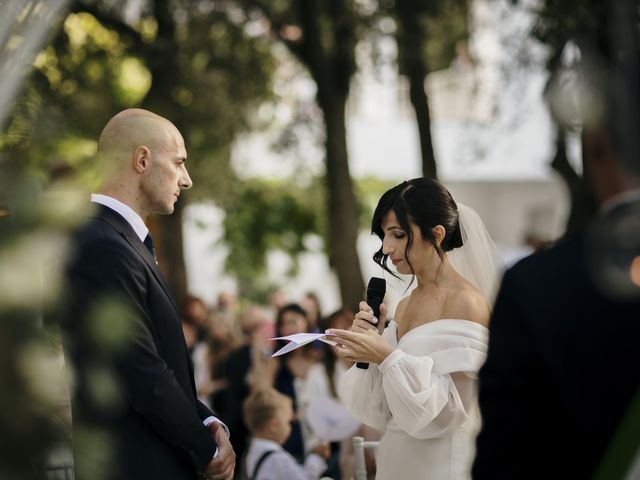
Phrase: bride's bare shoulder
[
  {"left": 443, "top": 286, "right": 490, "bottom": 327},
  {"left": 393, "top": 296, "right": 410, "bottom": 320}
]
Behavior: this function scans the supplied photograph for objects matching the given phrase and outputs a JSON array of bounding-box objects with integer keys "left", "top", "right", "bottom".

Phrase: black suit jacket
[
  {"left": 473, "top": 215, "right": 640, "bottom": 479},
  {"left": 61, "top": 205, "right": 218, "bottom": 480},
  {"left": 224, "top": 344, "right": 252, "bottom": 470}
]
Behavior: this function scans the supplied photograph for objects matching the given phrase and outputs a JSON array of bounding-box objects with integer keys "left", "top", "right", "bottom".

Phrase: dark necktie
[{"left": 143, "top": 234, "right": 158, "bottom": 265}]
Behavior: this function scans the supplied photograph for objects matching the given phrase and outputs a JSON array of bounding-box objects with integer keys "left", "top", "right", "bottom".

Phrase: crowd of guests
[{"left": 179, "top": 290, "right": 381, "bottom": 480}]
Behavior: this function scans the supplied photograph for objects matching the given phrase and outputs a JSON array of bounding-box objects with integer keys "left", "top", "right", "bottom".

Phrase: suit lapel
[{"left": 96, "top": 206, "right": 180, "bottom": 315}]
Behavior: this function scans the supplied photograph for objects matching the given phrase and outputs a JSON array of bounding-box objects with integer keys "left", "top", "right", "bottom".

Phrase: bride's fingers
[
  {"left": 333, "top": 344, "right": 356, "bottom": 359},
  {"left": 326, "top": 330, "right": 361, "bottom": 346},
  {"left": 352, "top": 318, "right": 378, "bottom": 332}
]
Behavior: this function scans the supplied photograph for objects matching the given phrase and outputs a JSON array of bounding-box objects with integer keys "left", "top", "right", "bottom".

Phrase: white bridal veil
[{"left": 447, "top": 203, "right": 503, "bottom": 304}]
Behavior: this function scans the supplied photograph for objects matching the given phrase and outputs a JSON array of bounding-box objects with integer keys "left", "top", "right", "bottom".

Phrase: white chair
[{"left": 352, "top": 436, "right": 379, "bottom": 480}]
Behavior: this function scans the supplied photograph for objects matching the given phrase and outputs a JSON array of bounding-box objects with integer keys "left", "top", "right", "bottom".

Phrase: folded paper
[{"left": 270, "top": 333, "right": 337, "bottom": 357}]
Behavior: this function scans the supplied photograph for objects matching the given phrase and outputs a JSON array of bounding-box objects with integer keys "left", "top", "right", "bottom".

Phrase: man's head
[
  {"left": 578, "top": 33, "right": 640, "bottom": 204},
  {"left": 98, "top": 109, "right": 192, "bottom": 218}
]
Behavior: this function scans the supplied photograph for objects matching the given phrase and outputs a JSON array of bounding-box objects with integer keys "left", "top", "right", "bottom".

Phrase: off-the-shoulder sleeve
[{"left": 377, "top": 325, "right": 487, "bottom": 439}]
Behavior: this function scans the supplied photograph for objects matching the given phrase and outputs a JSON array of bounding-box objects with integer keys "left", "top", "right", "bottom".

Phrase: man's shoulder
[
  {"left": 72, "top": 217, "right": 126, "bottom": 251},
  {"left": 68, "top": 213, "right": 140, "bottom": 271},
  {"left": 506, "top": 236, "right": 583, "bottom": 280}
]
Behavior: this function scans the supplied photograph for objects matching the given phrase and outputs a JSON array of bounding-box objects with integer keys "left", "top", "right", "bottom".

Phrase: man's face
[{"left": 141, "top": 126, "right": 192, "bottom": 215}]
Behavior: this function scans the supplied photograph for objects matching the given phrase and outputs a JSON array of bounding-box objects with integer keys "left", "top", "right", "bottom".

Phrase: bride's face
[{"left": 381, "top": 210, "right": 439, "bottom": 276}]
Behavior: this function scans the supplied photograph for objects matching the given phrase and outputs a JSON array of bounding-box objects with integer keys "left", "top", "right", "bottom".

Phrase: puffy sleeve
[
  {"left": 337, "top": 326, "right": 397, "bottom": 431},
  {"left": 377, "top": 346, "right": 482, "bottom": 439}
]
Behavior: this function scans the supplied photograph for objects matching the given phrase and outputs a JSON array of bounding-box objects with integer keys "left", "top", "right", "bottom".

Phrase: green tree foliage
[
  {"left": 3, "top": 0, "right": 276, "bottom": 307},
  {"left": 233, "top": 0, "right": 372, "bottom": 309},
  {"left": 222, "top": 178, "right": 322, "bottom": 301},
  {"left": 221, "top": 175, "right": 395, "bottom": 303}
]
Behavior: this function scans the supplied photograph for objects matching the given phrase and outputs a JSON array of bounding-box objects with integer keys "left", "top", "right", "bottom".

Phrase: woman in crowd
[{"left": 252, "top": 303, "right": 317, "bottom": 462}]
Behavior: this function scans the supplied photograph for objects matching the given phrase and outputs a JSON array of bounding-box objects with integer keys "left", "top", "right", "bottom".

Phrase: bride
[{"left": 326, "top": 177, "right": 501, "bottom": 479}]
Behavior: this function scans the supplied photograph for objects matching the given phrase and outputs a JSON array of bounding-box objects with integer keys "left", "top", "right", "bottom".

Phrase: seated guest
[{"left": 243, "top": 388, "right": 329, "bottom": 480}]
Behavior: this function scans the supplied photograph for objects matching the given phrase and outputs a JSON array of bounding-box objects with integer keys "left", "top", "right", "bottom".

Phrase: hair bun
[{"left": 447, "top": 220, "right": 464, "bottom": 250}]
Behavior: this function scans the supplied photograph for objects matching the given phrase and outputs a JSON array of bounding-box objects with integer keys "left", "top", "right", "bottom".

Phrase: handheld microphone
[{"left": 356, "top": 277, "right": 386, "bottom": 369}]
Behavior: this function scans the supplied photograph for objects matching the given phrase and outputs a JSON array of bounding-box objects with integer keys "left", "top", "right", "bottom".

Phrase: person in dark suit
[
  {"left": 472, "top": 45, "right": 640, "bottom": 478},
  {"left": 61, "top": 109, "right": 235, "bottom": 480}
]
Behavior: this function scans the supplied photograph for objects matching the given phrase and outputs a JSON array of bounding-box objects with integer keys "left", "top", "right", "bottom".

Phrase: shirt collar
[
  {"left": 251, "top": 438, "right": 282, "bottom": 452},
  {"left": 600, "top": 188, "right": 640, "bottom": 215},
  {"left": 91, "top": 194, "right": 148, "bottom": 242}
]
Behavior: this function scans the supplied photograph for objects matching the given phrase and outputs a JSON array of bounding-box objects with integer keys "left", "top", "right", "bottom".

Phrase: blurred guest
[
  {"left": 206, "top": 311, "right": 236, "bottom": 415},
  {"left": 224, "top": 305, "right": 272, "bottom": 476},
  {"left": 181, "top": 295, "right": 216, "bottom": 408},
  {"left": 214, "top": 290, "right": 238, "bottom": 338},
  {"left": 191, "top": 308, "right": 235, "bottom": 412},
  {"left": 300, "top": 291, "right": 323, "bottom": 332},
  {"left": 243, "top": 388, "right": 329, "bottom": 480},
  {"left": 216, "top": 290, "right": 237, "bottom": 315},
  {"left": 301, "top": 308, "right": 357, "bottom": 480},
  {"left": 320, "top": 310, "right": 382, "bottom": 479},
  {"left": 252, "top": 304, "right": 317, "bottom": 463},
  {"left": 180, "top": 294, "right": 209, "bottom": 354},
  {"left": 473, "top": 44, "right": 640, "bottom": 479},
  {"left": 269, "top": 288, "right": 287, "bottom": 316}
]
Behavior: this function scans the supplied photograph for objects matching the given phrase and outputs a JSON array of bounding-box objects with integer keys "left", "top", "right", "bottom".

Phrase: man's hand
[{"left": 205, "top": 422, "right": 235, "bottom": 480}]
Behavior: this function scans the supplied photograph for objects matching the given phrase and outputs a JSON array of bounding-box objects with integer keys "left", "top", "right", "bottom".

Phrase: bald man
[{"left": 61, "top": 109, "right": 235, "bottom": 480}]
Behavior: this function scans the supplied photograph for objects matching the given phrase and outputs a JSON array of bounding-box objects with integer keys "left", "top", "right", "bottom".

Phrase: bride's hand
[
  {"left": 326, "top": 328, "right": 394, "bottom": 365},
  {"left": 352, "top": 301, "right": 388, "bottom": 334}
]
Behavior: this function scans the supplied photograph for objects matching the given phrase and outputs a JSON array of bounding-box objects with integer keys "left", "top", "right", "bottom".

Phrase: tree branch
[
  {"left": 240, "top": 0, "right": 305, "bottom": 60},
  {"left": 69, "top": 1, "right": 143, "bottom": 48}
]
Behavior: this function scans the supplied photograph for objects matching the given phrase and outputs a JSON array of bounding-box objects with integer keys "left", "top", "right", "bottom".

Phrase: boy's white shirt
[{"left": 245, "top": 437, "right": 326, "bottom": 480}]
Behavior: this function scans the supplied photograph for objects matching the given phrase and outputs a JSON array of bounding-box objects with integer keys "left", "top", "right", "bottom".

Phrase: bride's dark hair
[{"left": 371, "top": 177, "right": 463, "bottom": 276}]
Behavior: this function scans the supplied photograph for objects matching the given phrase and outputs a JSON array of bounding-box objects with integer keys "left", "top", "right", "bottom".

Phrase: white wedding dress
[{"left": 338, "top": 319, "right": 489, "bottom": 480}]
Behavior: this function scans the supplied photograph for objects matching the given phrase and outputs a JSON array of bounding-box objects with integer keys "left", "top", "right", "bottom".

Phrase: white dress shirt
[
  {"left": 91, "top": 194, "right": 148, "bottom": 241},
  {"left": 245, "top": 438, "right": 326, "bottom": 480}
]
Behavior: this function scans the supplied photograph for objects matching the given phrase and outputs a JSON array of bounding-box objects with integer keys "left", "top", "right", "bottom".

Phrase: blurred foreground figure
[
  {"left": 60, "top": 109, "right": 234, "bottom": 480},
  {"left": 473, "top": 34, "right": 640, "bottom": 480}
]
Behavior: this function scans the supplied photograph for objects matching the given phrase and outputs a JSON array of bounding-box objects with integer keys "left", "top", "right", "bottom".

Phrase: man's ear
[
  {"left": 133, "top": 145, "right": 151, "bottom": 173},
  {"left": 266, "top": 417, "right": 278, "bottom": 433},
  {"left": 432, "top": 225, "right": 446, "bottom": 246}
]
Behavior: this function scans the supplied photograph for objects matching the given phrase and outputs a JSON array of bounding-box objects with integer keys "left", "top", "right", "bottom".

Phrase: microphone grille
[{"left": 367, "top": 277, "right": 386, "bottom": 295}]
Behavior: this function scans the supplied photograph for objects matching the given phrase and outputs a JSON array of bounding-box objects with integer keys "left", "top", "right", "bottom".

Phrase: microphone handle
[{"left": 356, "top": 299, "right": 382, "bottom": 370}]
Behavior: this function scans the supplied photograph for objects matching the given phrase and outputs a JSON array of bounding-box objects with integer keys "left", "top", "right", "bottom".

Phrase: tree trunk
[
  {"left": 322, "top": 98, "right": 365, "bottom": 311},
  {"left": 141, "top": 0, "right": 189, "bottom": 308},
  {"left": 408, "top": 64, "right": 438, "bottom": 179},
  {"left": 149, "top": 199, "right": 188, "bottom": 312},
  {"left": 550, "top": 125, "right": 597, "bottom": 238},
  {"left": 395, "top": 0, "right": 438, "bottom": 179}
]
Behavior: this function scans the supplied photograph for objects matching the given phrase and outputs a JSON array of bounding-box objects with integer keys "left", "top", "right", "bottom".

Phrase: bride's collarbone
[{"left": 396, "top": 293, "right": 446, "bottom": 338}]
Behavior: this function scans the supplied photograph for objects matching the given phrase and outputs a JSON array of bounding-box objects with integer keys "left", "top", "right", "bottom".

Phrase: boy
[{"left": 243, "top": 388, "right": 330, "bottom": 480}]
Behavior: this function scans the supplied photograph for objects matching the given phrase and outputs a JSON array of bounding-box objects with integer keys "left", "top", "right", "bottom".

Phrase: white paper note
[{"left": 270, "top": 333, "right": 337, "bottom": 357}]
